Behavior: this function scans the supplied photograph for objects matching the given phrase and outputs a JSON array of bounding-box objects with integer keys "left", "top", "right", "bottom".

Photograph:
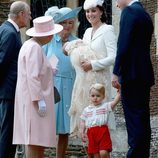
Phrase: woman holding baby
[
  {"left": 67, "top": 0, "right": 117, "bottom": 138},
  {"left": 82, "top": 0, "right": 116, "bottom": 99}
]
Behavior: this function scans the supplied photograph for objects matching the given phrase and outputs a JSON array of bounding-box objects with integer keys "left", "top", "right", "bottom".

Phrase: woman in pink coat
[{"left": 13, "top": 16, "right": 63, "bottom": 158}]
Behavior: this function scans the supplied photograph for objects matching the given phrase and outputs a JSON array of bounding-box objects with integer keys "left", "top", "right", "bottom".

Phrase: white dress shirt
[
  {"left": 128, "top": 0, "right": 139, "bottom": 6},
  {"left": 8, "top": 18, "right": 20, "bottom": 32}
]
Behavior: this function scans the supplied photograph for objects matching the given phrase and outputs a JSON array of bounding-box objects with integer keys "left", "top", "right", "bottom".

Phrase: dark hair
[{"left": 97, "top": 5, "right": 107, "bottom": 23}]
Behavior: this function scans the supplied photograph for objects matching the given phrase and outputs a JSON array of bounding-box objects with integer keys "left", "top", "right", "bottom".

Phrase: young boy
[{"left": 80, "top": 83, "right": 120, "bottom": 158}]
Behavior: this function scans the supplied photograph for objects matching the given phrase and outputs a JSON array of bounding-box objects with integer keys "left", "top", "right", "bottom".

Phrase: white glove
[{"left": 38, "top": 100, "right": 46, "bottom": 117}]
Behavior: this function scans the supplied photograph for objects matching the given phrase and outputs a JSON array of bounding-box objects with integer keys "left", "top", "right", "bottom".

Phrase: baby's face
[{"left": 90, "top": 88, "right": 105, "bottom": 106}]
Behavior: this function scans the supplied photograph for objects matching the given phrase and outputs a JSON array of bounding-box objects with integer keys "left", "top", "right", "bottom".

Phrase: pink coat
[{"left": 13, "top": 38, "right": 56, "bottom": 147}]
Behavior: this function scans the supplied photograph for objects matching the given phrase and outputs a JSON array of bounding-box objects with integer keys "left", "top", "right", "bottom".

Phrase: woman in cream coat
[
  {"left": 68, "top": 0, "right": 116, "bottom": 136},
  {"left": 81, "top": 0, "right": 117, "bottom": 101},
  {"left": 13, "top": 16, "right": 63, "bottom": 158}
]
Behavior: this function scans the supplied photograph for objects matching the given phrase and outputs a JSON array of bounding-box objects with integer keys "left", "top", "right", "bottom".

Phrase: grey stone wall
[{"left": 0, "top": 0, "right": 11, "bottom": 24}]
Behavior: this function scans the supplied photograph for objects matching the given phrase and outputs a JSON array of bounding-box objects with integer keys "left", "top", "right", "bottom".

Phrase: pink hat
[{"left": 26, "top": 16, "right": 63, "bottom": 37}]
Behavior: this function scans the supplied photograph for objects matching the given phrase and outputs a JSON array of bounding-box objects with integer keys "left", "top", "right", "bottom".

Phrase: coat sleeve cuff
[
  {"left": 113, "top": 66, "right": 120, "bottom": 76},
  {"left": 91, "top": 60, "right": 97, "bottom": 71}
]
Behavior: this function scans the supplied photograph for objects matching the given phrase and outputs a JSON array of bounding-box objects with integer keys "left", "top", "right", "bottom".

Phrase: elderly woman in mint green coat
[{"left": 43, "top": 6, "right": 81, "bottom": 158}]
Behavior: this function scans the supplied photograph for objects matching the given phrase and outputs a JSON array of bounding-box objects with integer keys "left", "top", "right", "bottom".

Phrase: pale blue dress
[{"left": 43, "top": 34, "right": 76, "bottom": 134}]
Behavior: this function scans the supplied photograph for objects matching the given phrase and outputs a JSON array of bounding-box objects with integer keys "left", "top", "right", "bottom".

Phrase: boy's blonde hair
[{"left": 89, "top": 83, "right": 106, "bottom": 96}]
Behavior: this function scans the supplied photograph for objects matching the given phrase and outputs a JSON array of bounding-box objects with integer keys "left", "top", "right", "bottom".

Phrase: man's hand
[{"left": 112, "top": 74, "right": 121, "bottom": 89}]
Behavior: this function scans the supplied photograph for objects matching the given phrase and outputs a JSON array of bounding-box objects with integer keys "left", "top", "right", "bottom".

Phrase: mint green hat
[{"left": 45, "top": 6, "right": 82, "bottom": 23}]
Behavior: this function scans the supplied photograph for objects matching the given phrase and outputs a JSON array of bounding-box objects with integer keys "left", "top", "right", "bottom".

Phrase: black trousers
[
  {"left": 121, "top": 82, "right": 151, "bottom": 158},
  {"left": 0, "top": 99, "right": 16, "bottom": 158}
]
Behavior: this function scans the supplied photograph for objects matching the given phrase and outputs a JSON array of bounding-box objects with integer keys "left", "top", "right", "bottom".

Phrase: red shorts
[{"left": 87, "top": 125, "right": 112, "bottom": 154}]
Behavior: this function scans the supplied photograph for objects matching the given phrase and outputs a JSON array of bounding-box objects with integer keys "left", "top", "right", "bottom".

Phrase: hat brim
[
  {"left": 55, "top": 7, "right": 82, "bottom": 23},
  {"left": 26, "top": 24, "right": 63, "bottom": 37}
]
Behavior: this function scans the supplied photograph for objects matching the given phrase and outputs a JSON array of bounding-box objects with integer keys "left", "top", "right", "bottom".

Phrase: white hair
[{"left": 8, "top": 1, "right": 30, "bottom": 19}]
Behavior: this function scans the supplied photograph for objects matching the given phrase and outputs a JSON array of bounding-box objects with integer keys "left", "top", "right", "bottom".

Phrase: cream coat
[
  {"left": 13, "top": 38, "right": 56, "bottom": 147},
  {"left": 83, "top": 24, "right": 117, "bottom": 99}
]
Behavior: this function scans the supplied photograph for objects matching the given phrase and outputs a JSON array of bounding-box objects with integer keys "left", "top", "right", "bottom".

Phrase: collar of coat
[{"left": 89, "top": 23, "right": 106, "bottom": 41}]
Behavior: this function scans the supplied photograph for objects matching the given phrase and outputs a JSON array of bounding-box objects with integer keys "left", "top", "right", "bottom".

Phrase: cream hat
[
  {"left": 45, "top": 6, "right": 82, "bottom": 23},
  {"left": 26, "top": 16, "right": 63, "bottom": 37},
  {"left": 83, "top": 0, "right": 104, "bottom": 10}
]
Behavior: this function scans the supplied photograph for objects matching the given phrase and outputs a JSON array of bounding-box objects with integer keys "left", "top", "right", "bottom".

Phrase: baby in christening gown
[{"left": 64, "top": 40, "right": 116, "bottom": 137}]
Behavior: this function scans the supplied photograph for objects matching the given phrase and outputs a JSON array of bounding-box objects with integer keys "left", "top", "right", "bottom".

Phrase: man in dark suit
[
  {"left": 0, "top": 1, "right": 31, "bottom": 158},
  {"left": 112, "top": 0, "right": 154, "bottom": 158}
]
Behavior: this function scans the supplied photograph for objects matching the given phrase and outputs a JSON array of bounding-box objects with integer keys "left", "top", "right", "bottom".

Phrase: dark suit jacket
[
  {"left": 113, "top": 2, "right": 155, "bottom": 86},
  {"left": 0, "top": 21, "right": 22, "bottom": 99}
]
